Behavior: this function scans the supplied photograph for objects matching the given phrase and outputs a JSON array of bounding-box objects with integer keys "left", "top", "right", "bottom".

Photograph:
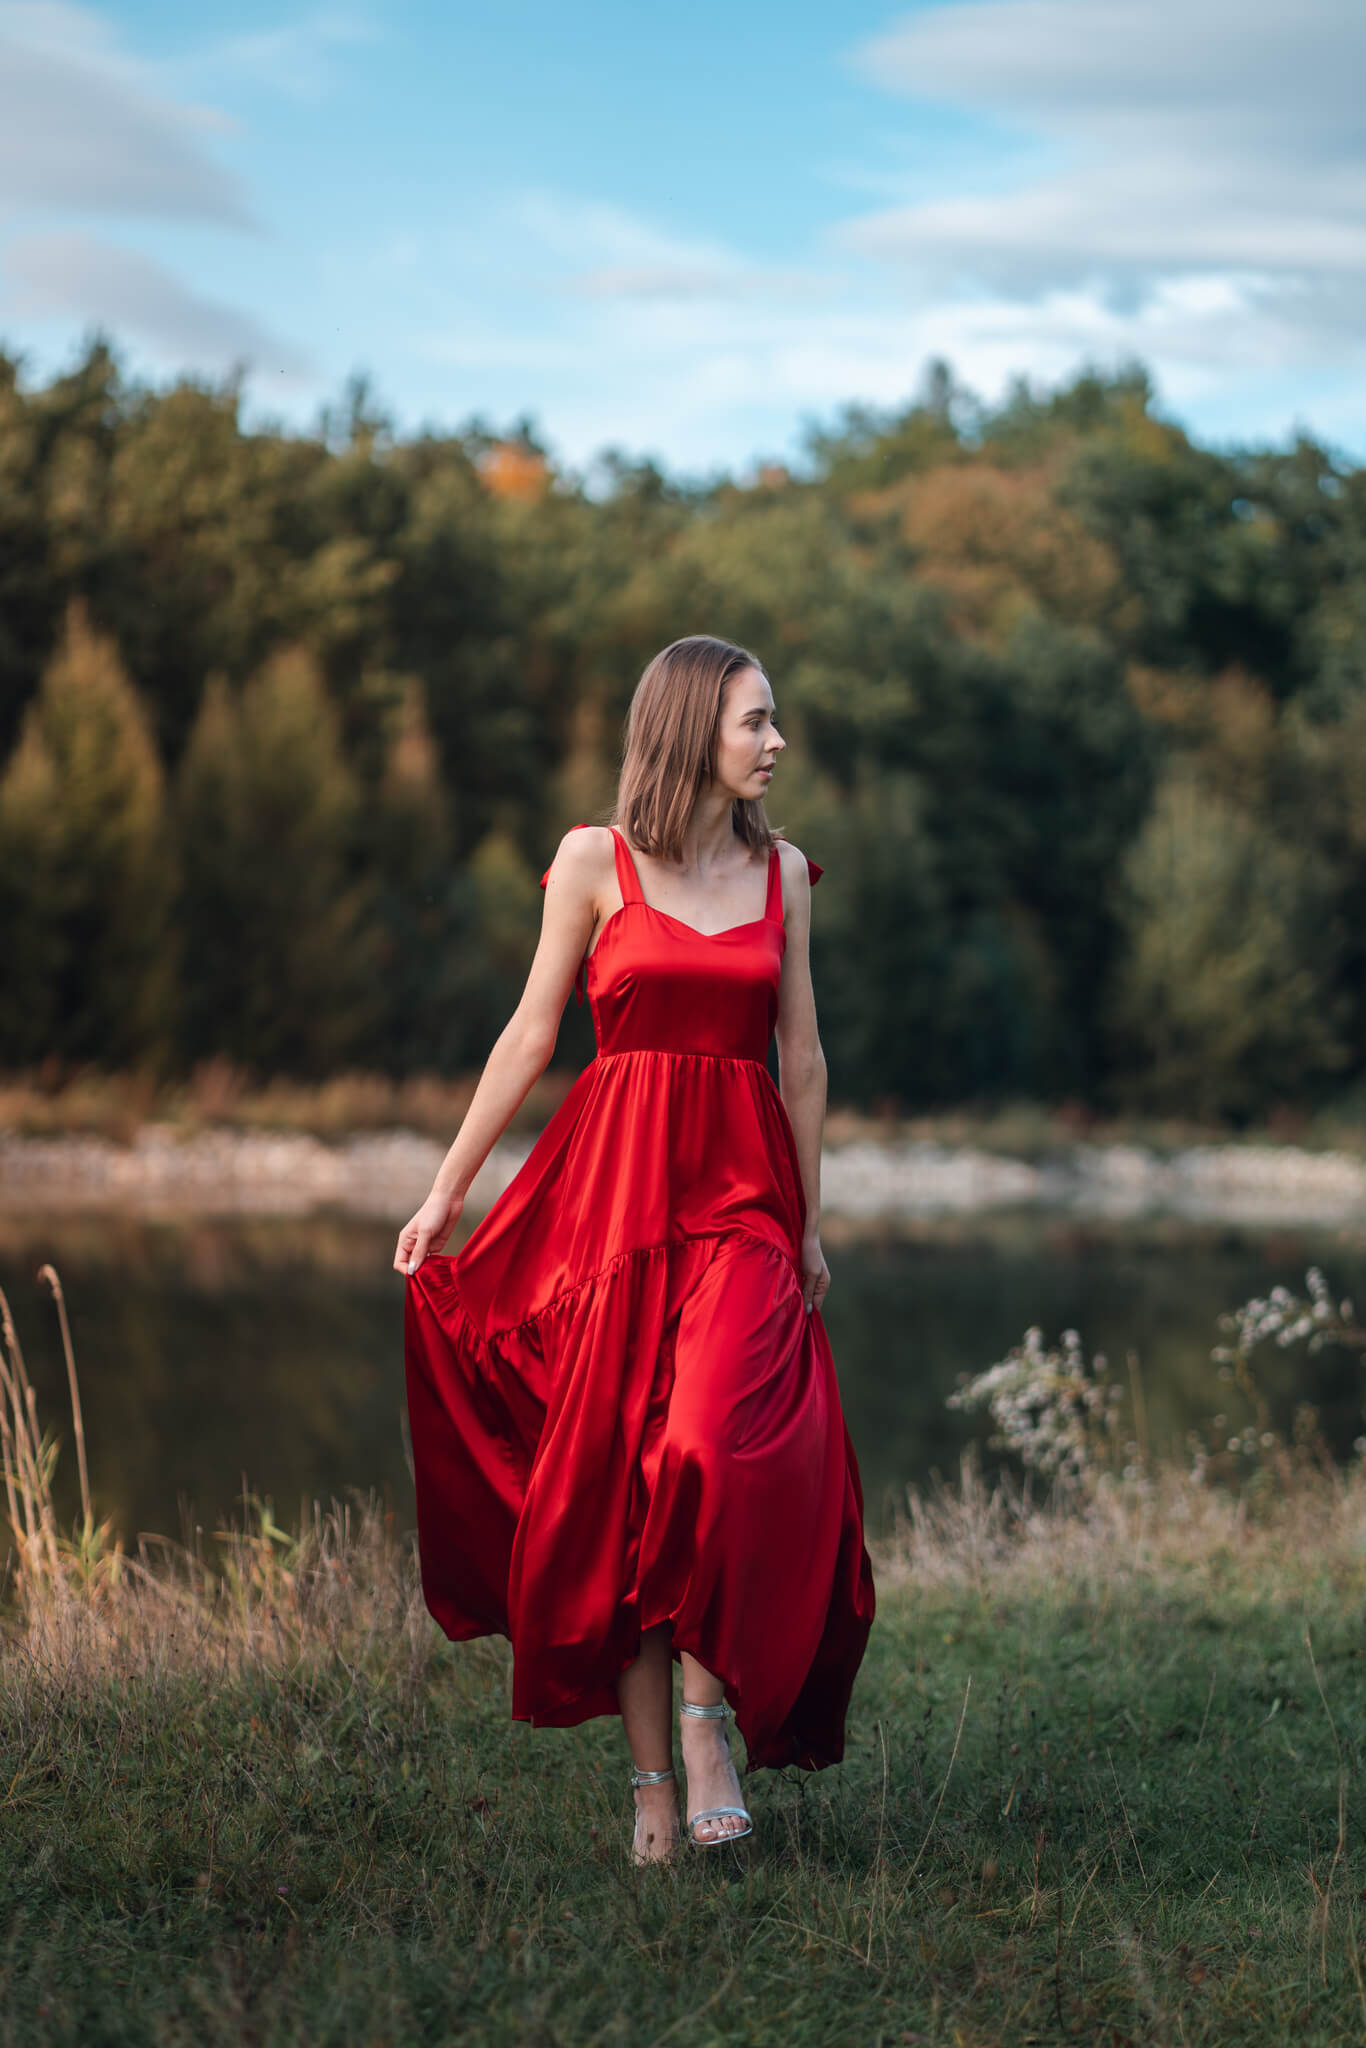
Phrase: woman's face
[{"left": 711, "top": 666, "right": 785, "bottom": 801}]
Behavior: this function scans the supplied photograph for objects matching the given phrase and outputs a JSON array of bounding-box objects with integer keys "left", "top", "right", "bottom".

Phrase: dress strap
[
  {"left": 764, "top": 844, "right": 784, "bottom": 924},
  {"left": 765, "top": 842, "right": 824, "bottom": 926},
  {"left": 608, "top": 825, "right": 647, "bottom": 906}
]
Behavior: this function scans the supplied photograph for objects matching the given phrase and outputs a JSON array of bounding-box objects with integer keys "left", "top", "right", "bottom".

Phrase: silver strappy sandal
[
  {"left": 628, "top": 1763, "right": 679, "bottom": 1865},
  {"left": 679, "top": 1699, "right": 753, "bottom": 1846}
]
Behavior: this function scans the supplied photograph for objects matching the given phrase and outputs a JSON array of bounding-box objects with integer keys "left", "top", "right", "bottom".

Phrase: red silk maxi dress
[{"left": 403, "top": 824, "right": 875, "bottom": 1771}]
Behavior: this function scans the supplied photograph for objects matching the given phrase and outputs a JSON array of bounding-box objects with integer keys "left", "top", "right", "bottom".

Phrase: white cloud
[
  {"left": 457, "top": 16, "right": 1366, "bottom": 459},
  {"left": 411, "top": 172, "right": 1347, "bottom": 473},
  {"left": 179, "top": 11, "right": 378, "bottom": 104},
  {"left": 853, "top": 0, "right": 1364, "bottom": 149},
  {"left": 5, "top": 231, "right": 312, "bottom": 379},
  {"left": 0, "top": 2, "right": 254, "bottom": 225},
  {"left": 844, "top": 0, "right": 1366, "bottom": 313},
  {"left": 571, "top": 265, "right": 837, "bottom": 303},
  {"left": 0, "top": 6, "right": 321, "bottom": 402},
  {"left": 514, "top": 192, "right": 730, "bottom": 273},
  {"left": 3, "top": 1, "right": 1355, "bottom": 470},
  {"left": 495, "top": 191, "right": 840, "bottom": 305}
]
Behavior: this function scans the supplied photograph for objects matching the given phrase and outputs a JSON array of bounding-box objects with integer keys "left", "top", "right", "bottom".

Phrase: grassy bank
[
  {"left": 4, "top": 1269, "right": 1366, "bottom": 2044},
  {"left": 3, "top": 1460, "right": 1365, "bottom": 2045}
]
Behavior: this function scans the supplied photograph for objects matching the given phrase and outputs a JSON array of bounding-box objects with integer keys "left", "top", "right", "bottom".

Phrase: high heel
[
  {"left": 628, "top": 1764, "right": 678, "bottom": 1865},
  {"left": 679, "top": 1699, "right": 753, "bottom": 1846}
]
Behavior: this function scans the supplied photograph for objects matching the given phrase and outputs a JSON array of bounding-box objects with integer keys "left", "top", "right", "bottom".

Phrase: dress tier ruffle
[{"left": 403, "top": 824, "right": 875, "bottom": 1771}]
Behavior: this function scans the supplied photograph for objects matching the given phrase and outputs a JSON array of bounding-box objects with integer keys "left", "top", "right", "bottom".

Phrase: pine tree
[
  {"left": 176, "top": 649, "right": 379, "bottom": 1073},
  {"left": 0, "top": 601, "right": 175, "bottom": 1068},
  {"left": 367, "top": 675, "right": 478, "bottom": 1073}
]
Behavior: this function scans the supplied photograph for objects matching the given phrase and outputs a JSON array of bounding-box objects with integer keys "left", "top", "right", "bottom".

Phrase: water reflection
[{"left": 2, "top": 1208, "right": 1363, "bottom": 1542}]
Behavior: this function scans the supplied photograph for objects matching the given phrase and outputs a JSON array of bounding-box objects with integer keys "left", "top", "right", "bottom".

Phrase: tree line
[{"left": 1, "top": 340, "right": 1363, "bottom": 1122}]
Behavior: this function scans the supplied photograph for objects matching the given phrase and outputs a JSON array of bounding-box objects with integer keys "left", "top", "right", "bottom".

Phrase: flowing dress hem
[{"left": 505, "top": 1617, "right": 854, "bottom": 1773}]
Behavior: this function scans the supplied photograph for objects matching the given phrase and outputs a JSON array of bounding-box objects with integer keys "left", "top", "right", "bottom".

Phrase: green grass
[{"left": 4, "top": 1467, "right": 1366, "bottom": 2047}]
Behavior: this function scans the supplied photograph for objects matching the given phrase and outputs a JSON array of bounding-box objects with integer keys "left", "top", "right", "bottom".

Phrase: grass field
[
  {"left": 4, "top": 1265, "right": 1366, "bottom": 2045},
  {"left": 3, "top": 1452, "right": 1365, "bottom": 2048}
]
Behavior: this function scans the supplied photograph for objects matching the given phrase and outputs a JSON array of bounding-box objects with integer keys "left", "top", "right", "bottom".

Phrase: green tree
[
  {"left": 1278, "top": 693, "right": 1366, "bottom": 1076},
  {"left": 0, "top": 339, "right": 123, "bottom": 760},
  {"left": 1102, "top": 764, "right": 1350, "bottom": 1121},
  {"left": 2, "top": 342, "right": 1366, "bottom": 1116},
  {"left": 0, "top": 601, "right": 175, "bottom": 1067},
  {"left": 176, "top": 649, "right": 379, "bottom": 1073},
  {"left": 389, "top": 446, "right": 542, "bottom": 843},
  {"left": 364, "top": 675, "right": 492, "bottom": 1074}
]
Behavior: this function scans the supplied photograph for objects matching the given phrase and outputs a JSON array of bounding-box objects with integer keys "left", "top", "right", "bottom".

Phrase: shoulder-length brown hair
[{"left": 611, "top": 635, "right": 779, "bottom": 863}]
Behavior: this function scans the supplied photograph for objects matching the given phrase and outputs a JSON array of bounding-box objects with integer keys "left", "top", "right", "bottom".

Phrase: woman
[{"left": 396, "top": 634, "right": 875, "bottom": 1865}]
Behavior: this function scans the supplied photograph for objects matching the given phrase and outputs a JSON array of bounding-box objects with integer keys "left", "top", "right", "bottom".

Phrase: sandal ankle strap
[
  {"left": 630, "top": 1764, "right": 676, "bottom": 1787},
  {"left": 679, "top": 1698, "right": 731, "bottom": 1719}
]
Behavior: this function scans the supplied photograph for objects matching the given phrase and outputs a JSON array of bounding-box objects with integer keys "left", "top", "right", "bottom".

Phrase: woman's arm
[
  {"left": 393, "top": 826, "right": 613, "bottom": 1273},
  {"left": 773, "top": 840, "right": 830, "bottom": 1314}
]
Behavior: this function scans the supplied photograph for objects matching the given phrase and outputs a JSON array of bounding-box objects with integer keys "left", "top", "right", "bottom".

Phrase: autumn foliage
[{"left": 1, "top": 344, "right": 1363, "bottom": 1120}]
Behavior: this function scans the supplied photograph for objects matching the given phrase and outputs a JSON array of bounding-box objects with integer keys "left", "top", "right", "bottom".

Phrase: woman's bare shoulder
[
  {"left": 540, "top": 823, "right": 616, "bottom": 894},
  {"left": 773, "top": 836, "right": 814, "bottom": 881},
  {"left": 557, "top": 822, "right": 616, "bottom": 864}
]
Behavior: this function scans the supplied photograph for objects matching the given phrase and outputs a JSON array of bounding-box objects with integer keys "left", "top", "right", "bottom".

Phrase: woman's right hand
[{"left": 394, "top": 1187, "right": 465, "bottom": 1275}]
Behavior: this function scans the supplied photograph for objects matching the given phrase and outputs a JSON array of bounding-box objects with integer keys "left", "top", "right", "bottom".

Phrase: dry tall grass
[
  {"left": 0, "top": 1272, "right": 436, "bottom": 1699},
  {"left": 5, "top": 1264, "right": 1365, "bottom": 1689}
]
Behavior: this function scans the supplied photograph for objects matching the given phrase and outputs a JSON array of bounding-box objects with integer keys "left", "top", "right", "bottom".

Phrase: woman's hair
[{"left": 612, "top": 635, "right": 778, "bottom": 862}]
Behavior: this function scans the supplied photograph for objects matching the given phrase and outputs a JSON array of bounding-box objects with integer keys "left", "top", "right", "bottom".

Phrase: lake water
[{"left": 3, "top": 1208, "right": 1365, "bottom": 1544}]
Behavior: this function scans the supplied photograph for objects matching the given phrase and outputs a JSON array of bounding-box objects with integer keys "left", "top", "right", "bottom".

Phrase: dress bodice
[
  {"left": 541, "top": 825, "right": 821, "bottom": 1064},
  {"left": 591, "top": 827, "right": 785, "bottom": 1061}
]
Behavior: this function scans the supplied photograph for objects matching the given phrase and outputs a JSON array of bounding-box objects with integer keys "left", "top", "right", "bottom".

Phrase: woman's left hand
[{"left": 801, "top": 1227, "right": 830, "bottom": 1314}]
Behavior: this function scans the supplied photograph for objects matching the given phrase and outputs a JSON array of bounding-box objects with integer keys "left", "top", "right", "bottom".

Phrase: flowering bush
[
  {"left": 947, "top": 1326, "right": 1130, "bottom": 1493},
  {"left": 952, "top": 1267, "right": 1366, "bottom": 1506},
  {"left": 1193, "top": 1266, "right": 1366, "bottom": 1485},
  {"left": 1212, "top": 1267, "right": 1362, "bottom": 1368}
]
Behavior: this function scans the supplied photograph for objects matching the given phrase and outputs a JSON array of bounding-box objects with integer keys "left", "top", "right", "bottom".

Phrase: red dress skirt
[{"left": 403, "top": 825, "right": 875, "bottom": 1770}]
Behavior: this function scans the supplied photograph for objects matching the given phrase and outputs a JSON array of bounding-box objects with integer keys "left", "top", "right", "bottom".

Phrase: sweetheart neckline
[{"left": 584, "top": 900, "right": 785, "bottom": 968}]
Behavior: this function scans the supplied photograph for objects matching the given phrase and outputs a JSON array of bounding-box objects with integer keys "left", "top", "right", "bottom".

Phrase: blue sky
[{"left": 2, "top": 0, "right": 1363, "bottom": 478}]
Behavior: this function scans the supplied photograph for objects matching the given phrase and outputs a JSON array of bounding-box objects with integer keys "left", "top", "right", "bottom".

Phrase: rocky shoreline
[{"left": 2, "top": 1124, "right": 1365, "bottom": 1228}]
